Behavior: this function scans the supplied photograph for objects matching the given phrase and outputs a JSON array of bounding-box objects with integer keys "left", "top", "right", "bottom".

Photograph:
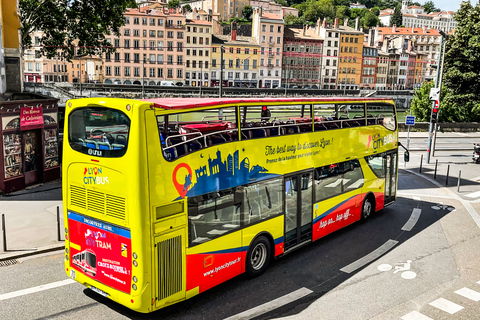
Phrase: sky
[{"left": 431, "top": 0, "right": 476, "bottom": 12}]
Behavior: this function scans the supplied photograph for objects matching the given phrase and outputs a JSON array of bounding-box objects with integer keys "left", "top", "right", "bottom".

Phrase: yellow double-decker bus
[{"left": 63, "top": 97, "right": 401, "bottom": 312}]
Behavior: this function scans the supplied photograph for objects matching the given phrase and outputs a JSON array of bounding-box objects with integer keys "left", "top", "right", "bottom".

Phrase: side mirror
[{"left": 404, "top": 151, "right": 410, "bottom": 163}]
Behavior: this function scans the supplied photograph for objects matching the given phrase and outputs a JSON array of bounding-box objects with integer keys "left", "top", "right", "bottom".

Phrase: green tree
[
  {"left": 371, "top": 7, "right": 380, "bottom": 16},
  {"left": 411, "top": 82, "right": 453, "bottom": 122},
  {"left": 423, "top": 1, "right": 437, "bottom": 13},
  {"left": 242, "top": 5, "right": 253, "bottom": 20},
  {"left": 284, "top": 13, "right": 306, "bottom": 25},
  {"left": 334, "top": 0, "right": 350, "bottom": 6},
  {"left": 361, "top": 11, "right": 379, "bottom": 28},
  {"left": 390, "top": 4, "right": 403, "bottom": 26},
  {"left": 335, "top": 6, "right": 351, "bottom": 20},
  {"left": 358, "top": 0, "right": 379, "bottom": 8},
  {"left": 183, "top": 4, "right": 193, "bottom": 13},
  {"left": 167, "top": 0, "right": 180, "bottom": 9},
  {"left": 19, "top": 0, "right": 134, "bottom": 60},
  {"left": 274, "top": 0, "right": 289, "bottom": 6},
  {"left": 442, "top": 1, "right": 480, "bottom": 122}
]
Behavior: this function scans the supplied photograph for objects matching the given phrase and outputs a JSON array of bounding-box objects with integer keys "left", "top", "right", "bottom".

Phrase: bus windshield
[{"left": 68, "top": 107, "right": 130, "bottom": 157}]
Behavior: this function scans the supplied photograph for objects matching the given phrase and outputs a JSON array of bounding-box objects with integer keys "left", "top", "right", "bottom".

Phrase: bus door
[
  {"left": 384, "top": 150, "right": 397, "bottom": 205},
  {"left": 284, "top": 171, "right": 313, "bottom": 251}
]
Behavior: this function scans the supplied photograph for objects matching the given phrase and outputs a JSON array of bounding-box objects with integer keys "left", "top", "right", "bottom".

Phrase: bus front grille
[
  {"left": 157, "top": 235, "right": 182, "bottom": 300},
  {"left": 69, "top": 185, "right": 126, "bottom": 221}
]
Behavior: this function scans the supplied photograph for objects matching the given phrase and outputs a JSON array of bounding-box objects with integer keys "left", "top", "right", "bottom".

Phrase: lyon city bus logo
[
  {"left": 367, "top": 133, "right": 396, "bottom": 150},
  {"left": 83, "top": 166, "right": 109, "bottom": 185},
  {"left": 172, "top": 163, "right": 193, "bottom": 198}
]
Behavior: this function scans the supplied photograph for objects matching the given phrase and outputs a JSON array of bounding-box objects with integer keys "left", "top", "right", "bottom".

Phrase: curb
[{"left": 0, "top": 244, "right": 65, "bottom": 262}]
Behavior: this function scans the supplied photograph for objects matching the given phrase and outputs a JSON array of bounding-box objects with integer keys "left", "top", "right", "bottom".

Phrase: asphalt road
[
  {"left": 399, "top": 133, "right": 480, "bottom": 152},
  {"left": 2, "top": 168, "right": 479, "bottom": 320}
]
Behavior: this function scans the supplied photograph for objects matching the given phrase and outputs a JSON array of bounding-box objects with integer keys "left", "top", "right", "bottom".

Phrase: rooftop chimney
[
  {"left": 355, "top": 17, "right": 359, "bottom": 30},
  {"left": 231, "top": 21, "right": 237, "bottom": 41},
  {"left": 369, "top": 28, "right": 375, "bottom": 47},
  {"left": 334, "top": 18, "right": 339, "bottom": 29},
  {"left": 344, "top": 18, "right": 348, "bottom": 27}
]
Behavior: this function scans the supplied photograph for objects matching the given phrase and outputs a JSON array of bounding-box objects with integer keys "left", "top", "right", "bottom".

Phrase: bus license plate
[{"left": 91, "top": 286, "right": 108, "bottom": 297}]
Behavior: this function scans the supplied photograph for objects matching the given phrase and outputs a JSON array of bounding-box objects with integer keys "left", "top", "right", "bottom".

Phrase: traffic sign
[
  {"left": 405, "top": 115, "right": 415, "bottom": 126},
  {"left": 429, "top": 88, "right": 440, "bottom": 101}
]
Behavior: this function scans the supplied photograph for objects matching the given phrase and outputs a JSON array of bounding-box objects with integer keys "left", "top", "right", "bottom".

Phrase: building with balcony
[
  {"left": 316, "top": 18, "right": 340, "bottom": 89},
  {"left": 210, "top": 33, "right": 260, "bottom": 88},
  {"left": 103, "top": 6, "right": 185, "bottom": 85},
  {"left": 282, "top": 26, "right": 323, "bottom": 88},
  {"left": 23, "top": 31, "right": 69, "bottom": 83},
  {"left": 252, "top": 8, "right": 284, "bottom": 88},
  {"left": 376, "top": 51, "right": 388, "bottom": 90},
  {"left": 379, "top": 1, "right": 457, "bottom": 33},
  {"left": 185, "top": 19, "right": 212, "bottom": 87},
  {"left": 361, "top": 46, "right": 378, "bottom": 90},
  {"left": 374, "top": 26, "right": 442, "bottom": 83},
  {"left": 337, "top": 18, "right": 363, "bottom": 90}
]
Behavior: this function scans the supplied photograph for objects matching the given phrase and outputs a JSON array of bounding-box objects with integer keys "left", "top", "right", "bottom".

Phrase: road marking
[
  {"left": 413, "top": 196, "right": 421, "bottom": 201},
  {"left": 224, "top": 287, "right": 313, "bottom": 320},
  {"left": 455, "top": 287, "right": 480, "bottom": 301},
  {"left": 402, "top": 208, "right": 421, "bottom": 231},
  {"left": 472, "top": 175, "right": 480, "bottom": 182},
  {"left": 340, "top": 239, "right": 398, "bottom": 274},
  {"left": 0, "top": 279, "right": 75, "bottom": 301},
  {"left": 397, "top": 192, "right": 452, "bottom": 199},
  {"left": 401, "top": 311, "right": 434, "bottom": 320},
  {"left": 465, "top": 191, "right": 480, "bottom": 198},
  {"left": 404, "top": 169, "right": 480, "bottom": 229},
  {"left": 429, "top": 298, "right": 464, "bottom": 314}
]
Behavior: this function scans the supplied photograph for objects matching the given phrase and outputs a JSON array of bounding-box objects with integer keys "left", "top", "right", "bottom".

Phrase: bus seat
[
  {"left": 269, "top": 127, "right": 281, "bottom": 136},
  {"left": 84, "top": 139, "right": 96, "bottom": 148},
  {"left": 111, "top": 143, "right": 124, "bottom": 150},
  {"left": 97, "top": 142, "right": 111, "bottom": 150},
  {"left": 210, "top": 134, "right": 227, "bottom": 146},
  {"left": 116, "top": 135, "right": 127, "bottom": 145},
  {"left": 251, "top": 128, "right": 266, "bottom": 138},
  {"left": 314, "top": 123, "right": 327, "bottom": 131},
  {"left": 188, "top": 140, "right": 203, "bottom": 152},
  {"left": 163, "top": 147, "right": 177, "bottom": 160},
  {"left": 285, "top": 126, "right": 299, "bottom": 134}
]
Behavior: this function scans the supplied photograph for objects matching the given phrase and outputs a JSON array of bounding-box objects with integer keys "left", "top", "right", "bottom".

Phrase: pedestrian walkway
[{"left": 0, "top": 180, "right": 63, "bottom": 261}]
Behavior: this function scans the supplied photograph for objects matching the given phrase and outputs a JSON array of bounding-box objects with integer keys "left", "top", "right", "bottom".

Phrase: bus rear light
[
  {"left": 133, "top": 252, "right": 138, "bottom": 259},
  {"left": 133, "top": 276, "right": 138, "bottom": 283},
  {"left": 65, "top": 228, "right": 68, "bottom": 233},
  {"left": 132, "top": 284, "right": 137, "bottom": 291},
  {"left": 65, "top": 235, "right": 69, "bottom": 240},
  {"left": 131, "top": 299, "right": 134, "bottom": 304},
  {"left": 66, "top": 248, "right": 69, "bottom": 254},
  {"left": 126, "top": 104, "right": 131, "bottom": 111},
  {"left": 65, "top": 255, "right": 69, "bottom": 261},
  {"left": 70, "top": 269, "right": 76, "bottom": 279},
  {"left": 133, "top": 260, "right": 138, "bottom": 267}
]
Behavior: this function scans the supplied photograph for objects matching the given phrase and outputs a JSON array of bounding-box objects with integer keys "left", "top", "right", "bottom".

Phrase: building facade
[
  {"left": 252, "top": 8, "right": 284, "bottom": 88},
  {"left": 316, "top": 18, "right": 340, "bottom": 89},
  {"left": 282, "top": 27, "right": 323, "bottom": 88},
  {"left": 337, "top": 20, "right": 363, "bottom": 90},
  {"left": 211, "top": 34, "right": 260, "bottom": 87},
  {"left": 185, "top": 19, "right": 212, "bottom": 87},
  {"left": 103, "top": 7, "right": 186, "bottom": 85}
]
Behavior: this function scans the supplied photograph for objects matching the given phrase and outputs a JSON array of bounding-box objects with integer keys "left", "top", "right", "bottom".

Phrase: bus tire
[
  {"left": 246, "top": 235, "right": 272, "bottom": 277},
  {"left": 361, "top": 195, "right": 374, "bottom": 221}
]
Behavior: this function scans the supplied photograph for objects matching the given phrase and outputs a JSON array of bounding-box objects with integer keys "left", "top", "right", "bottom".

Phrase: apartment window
[
  {"left": 150, "top": 68, "right": 155, "bottom": 77},
  {"left": 124, "top": 67, "right": 130, "bottom": 76},
  {"left": 134, "top": 17, "right": 139, "bottom": 25},
  {"left": 167, "top": 41, "right": 173, "bottom": 51},
  {"left": 158, "top": 68, "right": 163, "bottom": 78},
  {"left": 134, "top": 29, "right": 139, "bottom": 36},
  {"left": 114, "top": 53, "right": 120, "bottom": 62},
  {"left": 143, "top": 30, "right": 147, "bottom": 37},
  {"left": 178, "top": 43, "right": 183, "bottom": 52},
  {"left": 262, "top": 24, "right": 266, "bottom": 32},
  {"left": 150, "top": 30, "right": 156, "bottom": 37},
  {"left": 114, "top": 66, "right": 120, "bottom": 76},
  {"left": 167, "top": 55, "right": 173, "bottom": 65},
  {"left": 177, "top": 69, "right": 183, "bottom": 78},
  {"left": 277, "top": 36, "right": 281, "bottom": 44},
  {"left": 158, "top": 30, "right": 164, "bottom": 38},
  {"left": 150, "top": 41, "right": 156, "bottom": 50},
  {"left": 124, "top": 29, "right": 130, "bottom": 36},
  {"left": 229, "top": 59, "right": 233, "bottom": 68},
  {"left": 270, "top": 25, "right": 274, "bottom": 32},
  {"left": 177, "top": 56, "right": 183, "bottom": 65},
  {"left": 124, "top": 53, "right": 130, "bottom": 62},
  {"left": 142, "top": 18, "right": 147, "bottom": 25},
  {"left": 134, "top": 67, "right": 140, "bottom": 77},
  {"left": 212, "top": 59, "right": 217, "bottom": 67},
  {"left": 158, "top": 19, "right": 163, "bottom": 26},
  {"left": 167, "top": 69, "right": 173, "bottom": 78},
  {"left": 124, "top": 39, "right": 130, "bottom": 48},
  {"left": 236, "top": 59, "right": 240, "bottom": 68},
  {"left": 105, "top": 66, "right": 111, "bottom": 76},
  {"left": 150, "top": 54, "right": 155, "bottom": 63},
  {"left": 134, "top": 53, "right": 140, "bottom": 63},
  {"left": 237, "top": 48, "right": 241, "bottom": 54},
  {"left": 157, "top": 54, "right": 163, "bottom": 64},
  {"left": 157, "top": 41, "right": 163, "bottom": 50},
  {"left": 278, "top": 26, "right": 282, "bottom": 33}
]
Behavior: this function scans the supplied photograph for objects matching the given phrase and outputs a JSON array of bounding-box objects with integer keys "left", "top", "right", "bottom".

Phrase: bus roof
[{"left": 143, "top": 97, "right": 393, "bottom": 110}]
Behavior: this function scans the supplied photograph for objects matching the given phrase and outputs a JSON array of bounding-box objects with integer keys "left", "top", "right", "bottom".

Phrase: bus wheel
[
  {"left": 246, "top": 236, "right": 271, "bottom": 277},
  {"left": 361, "top": 195, "right": 374, "bottom": 221}
]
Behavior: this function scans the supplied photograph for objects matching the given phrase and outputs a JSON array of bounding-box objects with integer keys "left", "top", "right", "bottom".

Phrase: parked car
[
  {"left": 303, "top": 85, "right": 311, "bottom": 89},
  {"left": 311, "top": 85, "right": 319, "bottom": 89},
  {"left": 160, "top": 81, "right": 175, "bottom": 86}
]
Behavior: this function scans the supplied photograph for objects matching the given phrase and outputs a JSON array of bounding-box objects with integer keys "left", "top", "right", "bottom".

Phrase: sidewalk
[{"left": 0, "top": 180, "right": 64, "bottom": 261}]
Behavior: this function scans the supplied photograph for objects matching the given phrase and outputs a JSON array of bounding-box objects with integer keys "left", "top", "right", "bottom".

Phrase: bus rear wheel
[
  {"left": 361, "top": 195, "right": 374, "bottom": 221},
  {"left": 246, "top": 235, "right": 271, "bottom": 277}
]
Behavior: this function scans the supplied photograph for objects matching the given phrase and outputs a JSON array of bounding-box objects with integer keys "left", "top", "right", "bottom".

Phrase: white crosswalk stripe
[
  {"left": 429, "top": 298, "right": 464, "bottom": 314},
  {"left": 401, "top": 311, "right": 433, "bottom": 320},
  {"left": 455, "top": 287, "right": 480, "bottom": 301}
]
